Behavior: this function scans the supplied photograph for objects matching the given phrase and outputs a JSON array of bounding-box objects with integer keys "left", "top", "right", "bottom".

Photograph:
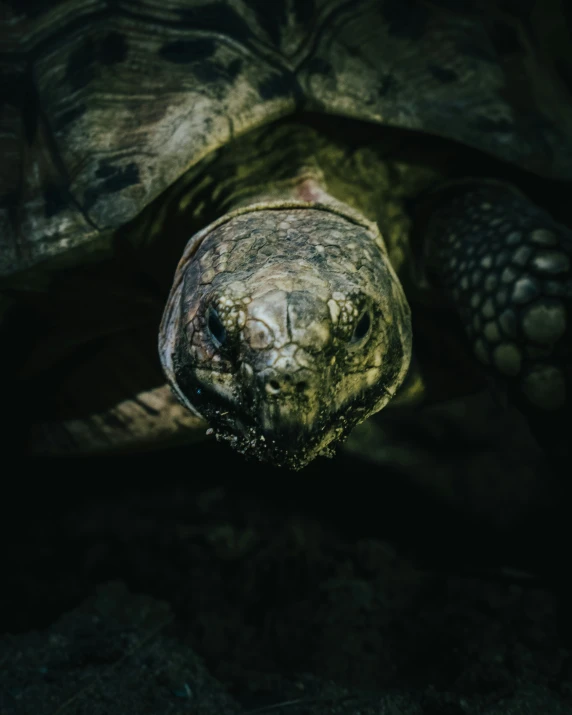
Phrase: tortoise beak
[{"left": 256, "top": 396, "right": 317, "bottom": 450}]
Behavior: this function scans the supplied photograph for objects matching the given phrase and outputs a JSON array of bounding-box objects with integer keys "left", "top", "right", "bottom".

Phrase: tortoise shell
[{"left": 2, "top": 0, "right": 572, "bottom": 278}]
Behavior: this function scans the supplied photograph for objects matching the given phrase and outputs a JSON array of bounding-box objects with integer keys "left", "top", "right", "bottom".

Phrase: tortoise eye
[
  {"left": 350, "top": 310, "right": 371, "bottom": 344},
  {"left": 207, "top": 308, "right": 227, "bottom": 347}
]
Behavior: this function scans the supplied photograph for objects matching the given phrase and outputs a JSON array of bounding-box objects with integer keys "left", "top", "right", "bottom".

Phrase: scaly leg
[{"left": 421, "top": 180, "right": 572, "bottom": 456}]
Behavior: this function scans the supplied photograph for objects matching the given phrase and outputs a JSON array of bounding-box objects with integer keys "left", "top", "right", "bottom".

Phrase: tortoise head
[{"left": 159, "top": 203, "right": 412, "bottom": 469}]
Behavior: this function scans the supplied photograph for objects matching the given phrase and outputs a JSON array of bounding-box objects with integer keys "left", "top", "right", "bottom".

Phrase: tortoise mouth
[
  {"left": 209, "top": 412, "right": 352, "bottom": 470},
  {"left": 179, "top": 375, "right": 381, "bottom": 469}
]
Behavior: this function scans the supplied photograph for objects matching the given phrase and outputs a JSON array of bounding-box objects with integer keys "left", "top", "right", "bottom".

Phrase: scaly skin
[
  {"left": 159, "top": 123, "right": 572, "bottom": 466},
  {"left": 160, "top": 196, "right": 412, "bottom": 469},
  {"left": 422, "top": 180, "right": 572, "bottom": 456},
  {"left": 157, "top": 122, "right": 438, "bottom": 468}
]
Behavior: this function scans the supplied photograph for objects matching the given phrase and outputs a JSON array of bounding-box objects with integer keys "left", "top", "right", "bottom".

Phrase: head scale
[{"left": 160, "top": 202, "right": 412, "bottom": 469}]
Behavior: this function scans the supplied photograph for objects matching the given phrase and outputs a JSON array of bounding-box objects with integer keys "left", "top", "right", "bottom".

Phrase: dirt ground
[{"left": 2, "top": 392, "right": 572, "bottom": 714}]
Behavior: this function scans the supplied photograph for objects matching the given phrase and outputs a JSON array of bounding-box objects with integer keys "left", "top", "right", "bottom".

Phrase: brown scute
[{"left": 3, "top": 0, "right": 572, "bottom": 277}]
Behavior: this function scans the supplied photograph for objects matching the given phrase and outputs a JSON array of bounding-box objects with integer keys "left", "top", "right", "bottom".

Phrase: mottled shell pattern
[{"left": 2, "top": 0, "right": 572, "bottom": 278}]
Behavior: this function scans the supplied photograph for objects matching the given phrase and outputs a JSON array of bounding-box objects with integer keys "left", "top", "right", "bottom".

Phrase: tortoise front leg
[{"left": 420, "top": 181, "right": 572, "bottom": 455}]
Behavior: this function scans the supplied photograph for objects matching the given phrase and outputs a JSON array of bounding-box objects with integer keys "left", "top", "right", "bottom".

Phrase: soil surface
[{"left": 3, "top": 393, "right": 572, "bottom": 714}]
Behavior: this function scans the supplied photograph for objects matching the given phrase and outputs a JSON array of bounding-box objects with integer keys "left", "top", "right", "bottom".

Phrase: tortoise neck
[
  {"left": 204, "top": 122, "right": 342, "bottom": 215},
  {"left": 224, "top": 173, "right": 338, "bottom": 210}
]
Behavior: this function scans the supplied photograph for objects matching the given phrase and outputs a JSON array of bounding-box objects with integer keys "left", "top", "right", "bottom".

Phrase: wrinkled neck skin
[{"left": 159, "top": 123, "right": 413, "bottom": 469}]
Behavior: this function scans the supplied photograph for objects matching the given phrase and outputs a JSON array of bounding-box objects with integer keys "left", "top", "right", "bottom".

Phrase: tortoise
[{"left": 2, "top": 0, "right": 572, "bottom": 468}]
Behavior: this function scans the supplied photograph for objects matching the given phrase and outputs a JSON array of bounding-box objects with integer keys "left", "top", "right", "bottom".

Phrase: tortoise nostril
[{"left": 263, "top": 374, "right": 310, "bottom": 396}]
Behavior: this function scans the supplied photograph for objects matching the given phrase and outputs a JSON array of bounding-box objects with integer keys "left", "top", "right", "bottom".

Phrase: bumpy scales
[
  {"left": 160, "top": 200, "right": 411, "bottom": 468},
  {"left": 423, "top": 182, "right": 572, "bottom": 452}
]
